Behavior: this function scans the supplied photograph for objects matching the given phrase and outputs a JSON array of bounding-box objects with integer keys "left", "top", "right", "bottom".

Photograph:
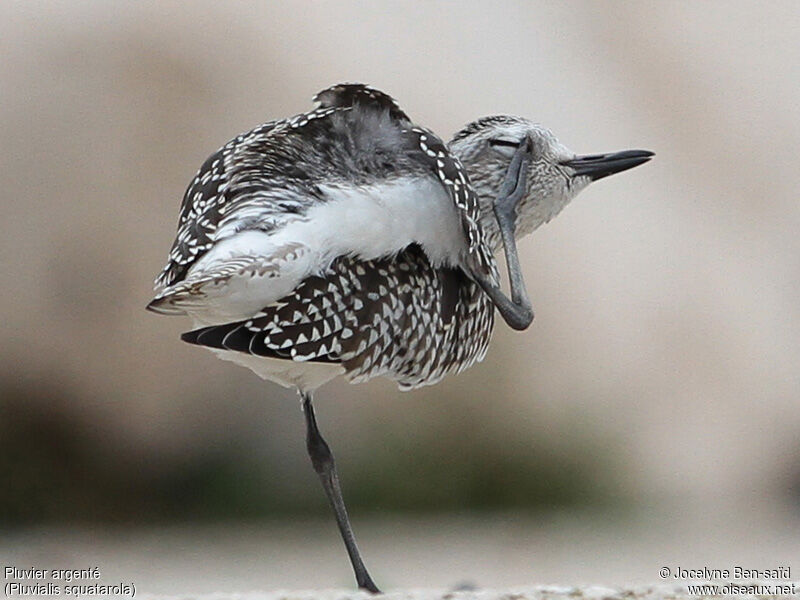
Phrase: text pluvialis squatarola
[{"left": 147, "top": 83, "right": 653, "bottom": 592}]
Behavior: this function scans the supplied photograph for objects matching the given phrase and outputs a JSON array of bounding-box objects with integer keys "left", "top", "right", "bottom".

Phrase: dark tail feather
[
  {"left": 181, "top": 322, "right": 339, "bottom": 364},
  {"left": 181, "top": 322, "right": 244, "bottom": 349}
]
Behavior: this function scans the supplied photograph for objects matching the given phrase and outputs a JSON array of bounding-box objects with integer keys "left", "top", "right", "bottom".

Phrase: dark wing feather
[{"left": 313, "top": 83, "right": 411, "bottom": 123}]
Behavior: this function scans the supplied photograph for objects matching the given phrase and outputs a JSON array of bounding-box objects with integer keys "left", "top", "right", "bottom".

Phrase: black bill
[{"left": 562, "top": 149, "right": 654, "bottom": 181}]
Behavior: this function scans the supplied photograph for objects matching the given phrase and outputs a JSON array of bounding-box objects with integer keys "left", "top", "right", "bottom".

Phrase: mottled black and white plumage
[
  {"left": 180, "top": 244, "right": 488, "bottom": 390},
  {"left": 149, "top": 84, "right": 498, "bottom": 391}
]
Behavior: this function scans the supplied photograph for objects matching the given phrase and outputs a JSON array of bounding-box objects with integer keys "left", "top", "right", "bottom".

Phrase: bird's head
[{"left": 449, "top": 116, "right": 653, "bottom": 251}]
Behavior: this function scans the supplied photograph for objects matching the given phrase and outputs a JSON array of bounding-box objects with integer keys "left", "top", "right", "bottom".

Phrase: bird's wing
[
  {"left": 154, "top": 118, "right": 284, "bottom": 291},
  {"left": 146, "top": 237, "right": 310, "bottom": 317},
  {"left": 153, "top": 104, "right": 356, "bottom": 292},
  {"left": 180, "top": 245, "right": 494, "bottom": 390}
]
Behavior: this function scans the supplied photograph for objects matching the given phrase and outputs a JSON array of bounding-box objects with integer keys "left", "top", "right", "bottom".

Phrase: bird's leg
[
  {"left": 473, "top": 137, "right": 535, "bottom": 330},
  {"left": 301, "top": 391, "right": 381, "bottom": 594}
]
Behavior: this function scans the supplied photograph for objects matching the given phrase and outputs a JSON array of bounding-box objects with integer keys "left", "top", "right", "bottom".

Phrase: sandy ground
[
  {"left": 136, "top": 584, "right": 798, "bottom": 600},
  {"left": 3, "top": 508, "right": 798, "bottom": 598}
]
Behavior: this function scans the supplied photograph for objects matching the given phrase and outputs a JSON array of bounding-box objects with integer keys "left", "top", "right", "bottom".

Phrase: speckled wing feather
[
  {"left": 403, "top": 126, "right": 497, "bottom": 280},
  {"left": 181, "top": 245, "right": 494, "bottom": 390}
]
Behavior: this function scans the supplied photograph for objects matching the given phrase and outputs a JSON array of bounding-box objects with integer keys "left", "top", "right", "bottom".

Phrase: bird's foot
[{"left": 493, "top": 136, "right": 533, "bottom": 227}]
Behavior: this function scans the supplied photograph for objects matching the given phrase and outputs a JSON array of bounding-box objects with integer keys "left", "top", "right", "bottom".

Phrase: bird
[{"left": 147, "top": 83, "right": 653, "bottom": 593}]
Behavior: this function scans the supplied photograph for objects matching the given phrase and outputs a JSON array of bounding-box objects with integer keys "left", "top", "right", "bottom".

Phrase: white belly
[{"left": 209, "top": 348, "right": 346, "bottom": 391}]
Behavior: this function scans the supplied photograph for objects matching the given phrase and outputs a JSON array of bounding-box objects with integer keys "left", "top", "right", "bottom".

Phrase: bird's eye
[{"left": 488, "top": 138, "right": 521, "bottom": 158}]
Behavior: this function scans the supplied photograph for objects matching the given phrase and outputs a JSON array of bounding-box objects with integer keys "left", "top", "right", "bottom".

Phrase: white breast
[{"left": 313, "top": 177, "right": 466, "bottom": 266}]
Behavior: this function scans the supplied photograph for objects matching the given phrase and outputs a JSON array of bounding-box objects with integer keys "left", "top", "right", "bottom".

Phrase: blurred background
[{"left": 1, "top": 0, "right": 799, "bottom": 595}]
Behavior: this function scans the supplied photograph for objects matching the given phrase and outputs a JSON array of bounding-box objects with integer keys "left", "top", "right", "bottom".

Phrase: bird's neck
[{"left": 472, "top": 172, "right": 584, "bottom": 254}]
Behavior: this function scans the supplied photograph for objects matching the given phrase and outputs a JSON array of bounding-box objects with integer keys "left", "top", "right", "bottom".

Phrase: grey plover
[{"left": 147, "top": 83, "right": 653, "bottom": 592}]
